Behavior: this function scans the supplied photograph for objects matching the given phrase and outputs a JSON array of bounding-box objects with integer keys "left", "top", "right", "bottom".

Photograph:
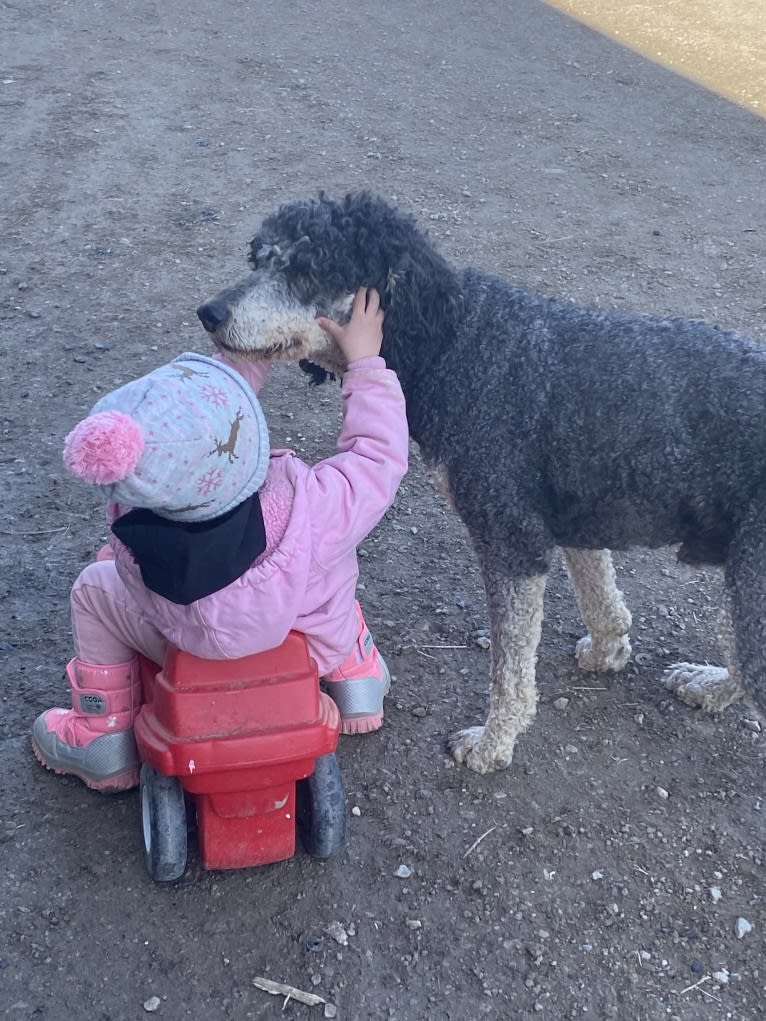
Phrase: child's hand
[{"left": 316, "top": 288, "right": 384, "bottom": 364}]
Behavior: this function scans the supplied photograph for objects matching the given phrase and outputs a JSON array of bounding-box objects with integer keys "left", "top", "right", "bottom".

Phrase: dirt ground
[{"left": 2, "top": 1, "right": 766, "bottom": 1019}]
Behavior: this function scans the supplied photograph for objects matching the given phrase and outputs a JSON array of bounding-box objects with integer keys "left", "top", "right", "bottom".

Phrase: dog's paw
[
  {"left": 663, "top": 662, "right": 744, "bottom": 713},
  {"left": 446, "top": 726, "right": 514, "bottom": 774},
  {"left": 575, "top": 634, "right": 631, "bottom": 672}
]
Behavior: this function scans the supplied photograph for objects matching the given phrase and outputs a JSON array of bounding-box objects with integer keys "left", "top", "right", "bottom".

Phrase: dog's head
[
  {"left": 197, "top": 192, "right": 459, "bottom": 381},
  {"left": 197, "top": 263, "right": 352, "bottom": 377}
]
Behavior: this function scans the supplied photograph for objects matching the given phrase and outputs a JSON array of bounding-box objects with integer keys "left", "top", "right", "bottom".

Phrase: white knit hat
[{"left": 63, "top": 353, "right": 270, "bottom": 522}]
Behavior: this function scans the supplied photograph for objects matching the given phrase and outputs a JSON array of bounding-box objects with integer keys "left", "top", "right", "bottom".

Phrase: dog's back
[{"left": 427, "top": 268, "right": 766, "bottom": 565}]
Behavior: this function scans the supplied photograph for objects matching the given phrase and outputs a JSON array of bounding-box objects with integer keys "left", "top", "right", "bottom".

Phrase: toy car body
[{"left": 134, "top": 632, "right": 345, "bottom": 882}]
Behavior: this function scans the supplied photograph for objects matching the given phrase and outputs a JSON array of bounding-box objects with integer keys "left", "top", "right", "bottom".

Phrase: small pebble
[
  {"left": 324, "top": 921, "right": 349, "bottom": 946},
  {"left": 143, "top": 997, "right": 161, "bottom": 1013},
  {"left": 394, "top": 864, "right": 412, "bottom": 879},
  {"left": 709, "top": 886, "right": 722, "bottom": 902},
  {"left": 735, "top": 917, "right": 752, "bottom": 939},
  {"left": 553, "top": 697, "right": 569, "bottom": 711},
  {"left": 713, "top": 969, "right": 730, "bottom": 985},
  {"left": 324, "top": 1005, "right": 338, "bottom": 1019},
  {"left": 656, "top": 786, "right": 669, "bottom": 800},
  {"left": 351, "top": 805, "right": 361, "bottom": 817}
]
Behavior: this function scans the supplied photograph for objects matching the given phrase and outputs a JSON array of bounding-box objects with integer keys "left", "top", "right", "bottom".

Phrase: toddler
[{"left": 32, "top": 288, "right": 408, "bottom": 791}]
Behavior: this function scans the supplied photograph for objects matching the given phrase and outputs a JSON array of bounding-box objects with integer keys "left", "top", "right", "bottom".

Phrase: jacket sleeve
[{"left": 308, "top": 356, "right": 409, "bottom": 567}]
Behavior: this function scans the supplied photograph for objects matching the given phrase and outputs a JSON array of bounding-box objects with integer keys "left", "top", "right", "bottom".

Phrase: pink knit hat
[{"left": 63, "top": 353, "right": 269, "bottom": 522}]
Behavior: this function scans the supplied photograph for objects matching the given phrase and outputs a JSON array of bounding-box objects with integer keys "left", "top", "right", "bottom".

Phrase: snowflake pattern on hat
[
  {"left": 198, "top": 466, "right": 224, "bottom": 496},
  {"left": 200, "top": 382, "right": 229, "bottom": 408}
]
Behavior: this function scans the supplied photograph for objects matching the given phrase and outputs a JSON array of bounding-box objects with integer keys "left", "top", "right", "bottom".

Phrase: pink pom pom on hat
[{"left": 64, "top": 411, "right": 145, "bottom": 484}]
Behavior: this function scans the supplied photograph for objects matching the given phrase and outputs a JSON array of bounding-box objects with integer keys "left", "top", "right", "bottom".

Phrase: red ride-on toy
[{"left": 133, "top": 632, "right": 346, "bottom": 883}]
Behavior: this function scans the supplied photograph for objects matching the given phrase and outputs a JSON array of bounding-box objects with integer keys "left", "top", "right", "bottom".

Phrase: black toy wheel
[
  {"left": 296, "top": 752, "right": 347, "bottom": 859},
  {"left": 140, "top": 763, "right": 188, "bottom": 882}
]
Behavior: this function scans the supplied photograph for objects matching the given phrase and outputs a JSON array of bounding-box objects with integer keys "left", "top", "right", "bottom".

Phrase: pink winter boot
[
  {"left": 31, "top": 658, "right": 141, "bottom": 792},
  {"left": 322, "top": 603, "right": 391, "bottom": 735}
]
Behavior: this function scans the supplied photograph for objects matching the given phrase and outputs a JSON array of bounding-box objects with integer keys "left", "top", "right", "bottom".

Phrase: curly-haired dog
[{"left": 197, "top": 192, "right": 766, "bottom": 774}]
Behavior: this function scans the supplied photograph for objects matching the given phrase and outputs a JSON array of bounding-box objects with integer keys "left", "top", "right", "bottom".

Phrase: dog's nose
[{"left": 196, "top": 299, "right": 230, "bottom": 333}]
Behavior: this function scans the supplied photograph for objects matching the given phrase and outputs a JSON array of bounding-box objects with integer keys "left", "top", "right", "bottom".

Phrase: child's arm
[{"left": 309, "top": 289, "right": 409, "bottom": 563}]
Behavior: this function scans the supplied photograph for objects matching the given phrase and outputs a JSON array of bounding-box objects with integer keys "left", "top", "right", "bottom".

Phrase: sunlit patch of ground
[{"left": 543, "top": 1, "right": 766, "bottom": 113}]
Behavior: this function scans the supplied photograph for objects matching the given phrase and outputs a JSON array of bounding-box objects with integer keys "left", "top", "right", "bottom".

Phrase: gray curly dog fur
[{"left": 197, "top": 192, "right": 765, "bottom": 774}]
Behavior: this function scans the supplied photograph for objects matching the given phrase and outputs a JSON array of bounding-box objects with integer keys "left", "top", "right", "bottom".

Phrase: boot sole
[{"left": 31, "top": 737, "right": 140, "bottom": 792}]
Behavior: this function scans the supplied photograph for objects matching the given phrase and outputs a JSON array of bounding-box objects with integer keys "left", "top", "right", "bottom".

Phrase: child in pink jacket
[{"left": 32, "top": 288, "right": 409, "bottom": 792}]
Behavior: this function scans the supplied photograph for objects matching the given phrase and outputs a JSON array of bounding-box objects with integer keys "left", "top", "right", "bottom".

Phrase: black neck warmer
[{"left": 111, "top": 493, "right": 267, "bottom": 605}]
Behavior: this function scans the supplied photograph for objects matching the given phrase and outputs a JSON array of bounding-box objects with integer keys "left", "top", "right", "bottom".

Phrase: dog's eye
[
  {"left": 247, "top": 235, "right": 261, "bottom": 268},
  {"left": 248, "top": 237, "right": 281, "bottom": 270}
]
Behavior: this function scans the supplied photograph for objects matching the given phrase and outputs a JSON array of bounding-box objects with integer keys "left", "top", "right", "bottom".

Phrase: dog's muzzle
[{"left": 197, "top": 299, "right": 230, "bottom": 334}]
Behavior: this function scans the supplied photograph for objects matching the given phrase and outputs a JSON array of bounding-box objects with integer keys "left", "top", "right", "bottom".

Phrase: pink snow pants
[{"left": 71, "top": 560, "right": 168, "bottom": 666}]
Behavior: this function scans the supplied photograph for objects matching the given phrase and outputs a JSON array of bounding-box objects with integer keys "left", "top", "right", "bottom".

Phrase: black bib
[{"left": 111, "top": 494, "right": 267, "bottom": 605}]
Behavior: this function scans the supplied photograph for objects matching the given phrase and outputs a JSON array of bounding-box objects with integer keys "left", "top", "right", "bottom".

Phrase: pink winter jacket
[{"left": 108, "top": 355, "right": 408, "bottom": 674}]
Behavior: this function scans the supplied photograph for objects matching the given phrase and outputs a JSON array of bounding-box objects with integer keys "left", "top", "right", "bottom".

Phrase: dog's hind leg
[
  {"left": 563, "top": 548, "right": 632, "bottom": 672},
  {"left": 664, "top": 596, "right": 745, "bottom": 713},
  {"left": 448, "top": 567, "right": 547, "bottom": 774},
  {"left": 663, "top": 660, "right": 742, "bottom": 714},
  {"left": 664, "top": 512, "right": 766, "bottom": 715}
]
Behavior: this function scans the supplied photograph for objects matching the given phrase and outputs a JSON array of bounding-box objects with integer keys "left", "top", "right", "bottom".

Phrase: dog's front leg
[
  {"left": 563, "top": 548, "right": 632, "bottom": 672},
  {"left": 448, "top": 569, "right": 547, "bottom": 774}
]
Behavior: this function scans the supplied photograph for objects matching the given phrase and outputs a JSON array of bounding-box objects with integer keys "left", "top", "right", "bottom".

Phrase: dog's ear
[{"left": 380, "top": 245, "right": 462, "bottom": 366}]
